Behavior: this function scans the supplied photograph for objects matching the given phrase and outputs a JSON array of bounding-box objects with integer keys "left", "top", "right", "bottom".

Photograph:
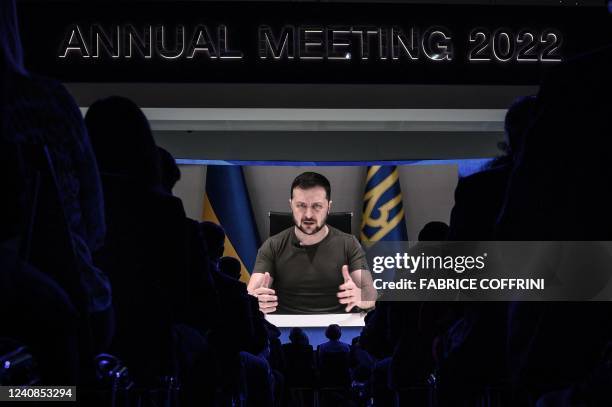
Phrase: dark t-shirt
[{"left": 253, "top": 226, "right": 369, "bottom": 314}]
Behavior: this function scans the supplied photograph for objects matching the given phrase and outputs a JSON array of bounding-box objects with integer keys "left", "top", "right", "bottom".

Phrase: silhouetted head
[
  {"left": 289, "top": 327, "right": 309, "bottom": 346},
  {"left": 503, "top": 95, "right": 537, "bottom": 157},
  {"left": 85, "top": 96, "right": 161, "bottom": 188},
  {"left": 418, "top": 221, "right": 449, "bottom": 241},
  {"left": 325, "top": 324, "right": 342, "bottom": 341},
  {"left": 199, "top": 221, "right": 226, "bottom": 261},
  {"left": 219, "top": 256, "right": 241, "bottom": 280},
  {"left": 0, "top": 0, "right": 26, "bottom": 75},
  {"left": 157, "top": 147, "right": 181, "bottom": 194}
]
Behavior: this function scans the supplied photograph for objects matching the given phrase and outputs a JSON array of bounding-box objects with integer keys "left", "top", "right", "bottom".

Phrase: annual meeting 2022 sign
[{"left": 18, "top": 1, "right": 612, "bottom": 84}]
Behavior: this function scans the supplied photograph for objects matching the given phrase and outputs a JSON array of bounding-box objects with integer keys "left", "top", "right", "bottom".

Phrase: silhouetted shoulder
[
  {"left": 553, "top": 44, "right": 612, "bottom": 78},
  {"left": 539, "top": 44, "right": 612, "bottom": 99},
  {"left": 455, "top": 166, "right": 510, "bottom": 198}
]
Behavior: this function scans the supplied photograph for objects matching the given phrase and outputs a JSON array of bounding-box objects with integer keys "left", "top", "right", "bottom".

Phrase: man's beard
[{"left": 294, "top": 214, "right": 328, "bottom": 235}]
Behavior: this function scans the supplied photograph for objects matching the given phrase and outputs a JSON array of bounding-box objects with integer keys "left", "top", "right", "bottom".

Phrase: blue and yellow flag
[
  {"left": 202, "top": 165, "right": 260, "bottom": 283},
  {"left": 361, "top": 166, "right": 409, "bottom": 242}
]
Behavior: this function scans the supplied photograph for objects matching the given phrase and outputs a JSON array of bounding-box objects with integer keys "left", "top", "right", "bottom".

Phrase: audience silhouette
[
  {"left": 2, "top": 0, "right": 111, "bottom": 388},
  {"left": 496, "top": 28, "right": 612, "bottom": 406},
  {"left": 449, "top": 96, "right": 536, "bottom": 241}
]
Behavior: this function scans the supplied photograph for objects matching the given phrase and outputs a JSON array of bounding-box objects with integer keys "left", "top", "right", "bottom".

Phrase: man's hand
[
  {"left": 337, "top": 265, "right": 377, "bottom": 312},
  {"left": 250, "top": 272, "right": 278, "bottom": 314}
]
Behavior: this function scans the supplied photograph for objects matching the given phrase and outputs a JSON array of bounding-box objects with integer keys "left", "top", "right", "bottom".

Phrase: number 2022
[{"left": 468, "top": 28, "right": 563, "bottom": 63}]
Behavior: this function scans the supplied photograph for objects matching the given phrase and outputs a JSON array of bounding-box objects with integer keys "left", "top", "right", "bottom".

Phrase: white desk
[{"left": 265, "top": 313, "right": 365, "bottom": 327}]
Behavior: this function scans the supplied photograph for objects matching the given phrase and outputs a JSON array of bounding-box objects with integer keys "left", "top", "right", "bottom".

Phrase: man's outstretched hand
[
  {"left": 337, "top": 265, "right": 366, "bottom": 312},
  {"left": 251, "top": 272, "right": 278, "bottom": 314}
]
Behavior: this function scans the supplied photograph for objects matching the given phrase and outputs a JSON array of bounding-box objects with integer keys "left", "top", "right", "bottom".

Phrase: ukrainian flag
[
  {"left": 202, "top": 165, "right": 260, "bottom": 283},
  {"left": 361, "top": 166, "right": 409, "bottom": 242}
]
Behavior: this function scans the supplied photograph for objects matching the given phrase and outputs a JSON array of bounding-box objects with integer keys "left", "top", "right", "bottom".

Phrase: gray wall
[
  {"left": 174, "top": 164, "right": 458, "bottom": 240},
  {"left": 173, "top": 165, "right": 207, "bottom": 220}
]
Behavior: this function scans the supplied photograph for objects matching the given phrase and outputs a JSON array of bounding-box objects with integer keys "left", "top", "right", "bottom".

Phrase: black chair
[
  {"left": 396, "top": 385, "right": 436, "bottom": 407},
  {"left": 282, "top": 344, "right": 316, "bottom": 388},
  {"left": 318, "top": 351, "right": 351, "bottom": 388},
  {"left": 317, "top": 351, "right": 351, "bottom": 407},
  {"left": 281, "top": 344, "right": 317, "bottom": 407},
  {"left": 268, "top": 212, "right": 352, "bottom": 236}
]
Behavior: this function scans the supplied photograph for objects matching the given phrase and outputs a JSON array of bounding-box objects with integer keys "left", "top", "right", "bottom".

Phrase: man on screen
[{"left": 247, "top": 172, "right": 376, "bottom": 314}]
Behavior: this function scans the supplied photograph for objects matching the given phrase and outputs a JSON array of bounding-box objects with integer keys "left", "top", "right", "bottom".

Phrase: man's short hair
[
  {"left": 325, "top": 324, "right": 342, "bottom": 341},
  {"left": 291, "top": 172, "right": 331, "bottom": 200},
  {"left": 418, "top": 221, "right": 449, "bottom": 242},
  {"left": 289, "top": 327, "right": 309, "bottom": 345},
  {"left": 199, "top": 221, "right": 226, "bottom": 261}
]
